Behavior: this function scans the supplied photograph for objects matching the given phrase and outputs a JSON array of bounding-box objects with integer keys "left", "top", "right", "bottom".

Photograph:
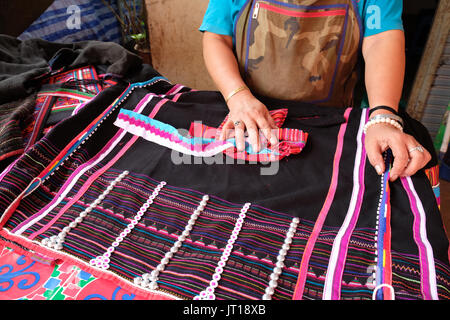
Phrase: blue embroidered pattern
[{"left": 0, "top": 255, "right": 40, "bottom": 291}]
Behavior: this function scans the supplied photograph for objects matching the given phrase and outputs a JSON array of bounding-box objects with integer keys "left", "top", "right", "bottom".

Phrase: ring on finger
[
  {"left": 408, "top": 146, "right": 424, "bottom": 154},
  {"left": 233, "top": 120, "right": 242, "bottom": 127}
]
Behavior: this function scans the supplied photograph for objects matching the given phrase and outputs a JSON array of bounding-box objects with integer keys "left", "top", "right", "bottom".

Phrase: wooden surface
[{"left": 145, "top": 0, "right": 217, "bottom": 91}]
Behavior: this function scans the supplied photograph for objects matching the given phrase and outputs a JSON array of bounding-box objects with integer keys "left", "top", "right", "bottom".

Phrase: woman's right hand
[
  {"left": 202, "top": 32, "right": 278, "bottom": 152},
  {"left": 219, "top": 89, "right": 279, "bottom": 153}
]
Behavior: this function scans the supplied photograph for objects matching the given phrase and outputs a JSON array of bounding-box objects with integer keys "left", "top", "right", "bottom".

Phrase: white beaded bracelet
[{"left": 363, "top": 114, "right": 404, "bottom": 134}]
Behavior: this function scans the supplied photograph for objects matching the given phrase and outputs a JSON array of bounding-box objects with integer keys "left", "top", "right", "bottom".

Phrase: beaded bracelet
[{"left": 363, "top": 114, "right": 404, "bottom": 134}]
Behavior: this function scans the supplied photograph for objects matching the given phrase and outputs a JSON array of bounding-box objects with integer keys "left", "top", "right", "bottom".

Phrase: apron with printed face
[{"left": 234, "top": 0, "right": 362, "bottom": 107}]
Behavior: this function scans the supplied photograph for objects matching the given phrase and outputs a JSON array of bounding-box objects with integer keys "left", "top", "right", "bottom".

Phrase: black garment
[
  {"left": 0, "top": 77, "right": 448, "bottom": 300},
  {"left": 0, "top": 35, "right": 143, "bottom": 104},
  {"left": 0, "top": 36, "right": 155, "bottom": 171}
]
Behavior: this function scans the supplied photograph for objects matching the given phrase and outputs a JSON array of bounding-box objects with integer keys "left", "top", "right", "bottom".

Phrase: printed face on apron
[{"left": 235, "top": 0, "right": 362, "bottom": 107}]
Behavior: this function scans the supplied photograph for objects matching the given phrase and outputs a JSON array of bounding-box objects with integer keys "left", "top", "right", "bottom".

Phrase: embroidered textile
[
  {"left": 114, "top": 108, "right": 308, "bottom": 162},
  {"left": 0, "top": 75, "right": 448, "bottom": 300},
  {"left": 187, "top": 109, "right": 308, "bottom": 162}
]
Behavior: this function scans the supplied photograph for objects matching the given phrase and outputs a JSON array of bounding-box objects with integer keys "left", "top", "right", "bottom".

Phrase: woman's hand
[
  {"left": 219, "top": 90, "right": 279, "bottom": 152},
  {"left": 364, "top": 123, "right": 431, "bottom": 181},
  {"left": 362, "top": 30, "right": 431, "bottom": 181},
  {"left": 202, "top": 32, "right": 278, "bottom": 152}
]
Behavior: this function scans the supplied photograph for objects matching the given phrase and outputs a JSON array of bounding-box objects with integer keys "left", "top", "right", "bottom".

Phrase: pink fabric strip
[
  {"left": 0, "top": 158, "right": 20, "bottom": 182},
  {"left": 71, "top": 102, "right": 87, "bottom": 115},
  {"left": 165, "top": 84, "right": 183, "bottom": 95},
  {"left": 29, "top": 135, "right": 139, "bottom": 239},
  {"left": 26, "top": 96, "right": 52, "bottom": 150},
  {"left": 13, "top": 94, "right": 155, "bottom": 235},
  {"left": 0, "top": 91, "right": 181, "bottom": 185},
  {"left": 330, "top": 137, "right": 366, "bottom": 300},
  {"left": 13, "top": 128, "right": 126, "bottom": 235},
  {"left": 172, "top": 92, "right": 183, "bottom": 102},
  {"left": 259, "top": 3, "right": 347, "bottom": 18},
  {"left": 148, "top": 98, "right": 169, "bottom": 119},
  {"left": 135, "top": 93, "right": 154, "bottom": 110},
  {"left": 139, "top": 86, "right": 186, "bottom": 120},
  {"left": 27, "top": 92, "right": 176, "bottom": 239},
  {"left": 292, "top": 107, "right": 352, "bottom": 300},
  {"left": 324, "top": 108, "right": 368, "bottom": 300},
  {"left": 400, "top": 177, "right": 438, "bottom": 300}
]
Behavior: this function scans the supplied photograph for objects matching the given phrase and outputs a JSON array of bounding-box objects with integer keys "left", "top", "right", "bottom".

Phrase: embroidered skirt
[{"left": 0, "top": 76, "right": 448, "bottom": 300}]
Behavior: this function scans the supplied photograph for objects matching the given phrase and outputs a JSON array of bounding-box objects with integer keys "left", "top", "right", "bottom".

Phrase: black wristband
[{"left": 369, "top": 105, "right": 399, "bottom": 117}]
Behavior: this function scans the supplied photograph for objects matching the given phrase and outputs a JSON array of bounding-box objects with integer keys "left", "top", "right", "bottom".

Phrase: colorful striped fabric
[
  {"left": 292, "top": 107, "right": 352, "bottom": 299},
  {"left": 424, "top": 165, "right": 440, "bottom": 208},
  {"left": 18, "top": 0, "right": 133, "bottom": 44},
  {"left": 0, "top": 95, "right": 36, "bottom": 164},
  {"left": 114, "top": 109, "right": 235, "bottom": 158},
  {"left": 0, "top": 65, "right": 109, "bottom": 173},
  {"left": 187, "top": 109, "right": 308, "bottom": 162},
  {"left": 322, "top": 108, "right": 368, "bottom": 300},
  {"left": 0, "top": 76, "right": 448, "bottom": 300},
  {"left": 373, "top": 152, "right": 393, "bottom": 300},
  {"left": 114, "top": 108, "right": 308, "bottom": 162},
  {"left": 0, "top": 168, "right": 377, "bottom": 300},
  {"left": 400, "top": 176, "right": 439, "bottom": 300},
  {"left": 23, "top": 65, "right": 106, "bottom": 152}
]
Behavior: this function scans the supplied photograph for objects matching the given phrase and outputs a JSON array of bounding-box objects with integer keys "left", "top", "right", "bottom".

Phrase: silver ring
[
  {"left": 408, "top": 146, "right": 424, "bottom": 154},
  {"left": 233, "top": 120, "right": 241, "bottom": 127}
]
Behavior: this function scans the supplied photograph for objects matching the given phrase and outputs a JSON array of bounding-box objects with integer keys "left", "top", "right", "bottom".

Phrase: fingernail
[
  {"left": 390, "top": 174, "right": 398, "bottom": 181},
  {"left": 270, "top": 137, "right": 278, "bottom": 146},
  {"left": 375, "top": 165, "right": 382, "bottom": 175}
]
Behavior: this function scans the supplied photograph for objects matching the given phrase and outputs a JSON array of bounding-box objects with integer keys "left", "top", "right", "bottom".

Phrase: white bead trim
[
  {"left": 134, "top": 194, "right": 210, "bottom": 290},
  {"left": 41, "top": 170, "right": 129, "bottom": 251},
  {"left": 193, "top": 202, "right": 251, "bottom": 300},
  {"left": 37, "top": 78, "right": 166, "bottom": 188},
  {"left": 371, "top": 154, "right": 387, "bottom": 287},
  {"left": 262, "top": 217, "right": 299, "bottom": 300},
  {"left": 89, "top": 180, "right": 166, "bottom": 270},
  {"left": 371, "top": 152, "right": 396, "bottom": 299}
]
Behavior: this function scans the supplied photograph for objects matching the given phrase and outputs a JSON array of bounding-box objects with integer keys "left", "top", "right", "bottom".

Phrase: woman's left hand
[{"left": 364, "top": 123, "right": 432, "bottom": 181}]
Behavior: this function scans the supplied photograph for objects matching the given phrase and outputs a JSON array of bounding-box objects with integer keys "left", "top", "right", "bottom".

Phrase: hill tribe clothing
[
  {"left": 0, "top": 36, "right": 142, "bottom": 171},
  {"left": 0, "top": 74, "right": 448, "bottom": 300}
]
